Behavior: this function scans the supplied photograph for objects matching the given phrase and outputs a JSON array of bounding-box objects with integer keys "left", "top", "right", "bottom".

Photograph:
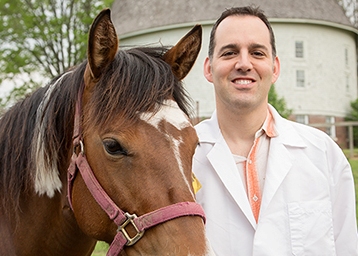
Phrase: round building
[{"left": 111, "top": 0, "right": 358, "bottom": 147}]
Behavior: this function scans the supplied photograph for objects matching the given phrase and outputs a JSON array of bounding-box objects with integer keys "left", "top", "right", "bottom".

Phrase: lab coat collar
[
  {"left": 196, "top": 105, "right": 307, "bottom": 228},
  {"left": 197, "top": 105, "right": 307, "bottom": 148}
]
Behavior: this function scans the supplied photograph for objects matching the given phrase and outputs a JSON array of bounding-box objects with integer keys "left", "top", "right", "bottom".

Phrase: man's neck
[{"left": 217, "top": 103, "right": 268, "bottom": 156}]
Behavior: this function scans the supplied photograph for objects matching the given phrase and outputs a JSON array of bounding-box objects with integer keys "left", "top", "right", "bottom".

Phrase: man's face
[{"left": 204, "top": 15, "right": 280, "bottom": 113}]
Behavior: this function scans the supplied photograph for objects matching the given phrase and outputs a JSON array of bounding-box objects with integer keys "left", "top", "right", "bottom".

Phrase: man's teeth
[{"left": 235, "top": 79, "right": 252, "bottom": 85}]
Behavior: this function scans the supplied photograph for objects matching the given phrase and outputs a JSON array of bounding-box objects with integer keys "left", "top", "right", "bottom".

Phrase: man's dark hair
[{"left": 208, "top": 6, "right": 276, "bottom": 59}]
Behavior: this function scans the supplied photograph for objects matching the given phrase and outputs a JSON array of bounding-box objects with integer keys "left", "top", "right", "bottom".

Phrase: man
[{"left": 193, "top": 6, "right": 358, "bottom": 255}]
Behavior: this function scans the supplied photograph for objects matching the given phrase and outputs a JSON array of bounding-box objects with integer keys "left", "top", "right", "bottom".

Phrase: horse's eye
[{"left": 103, "top": 139, "right": 128, "bottom": 156}]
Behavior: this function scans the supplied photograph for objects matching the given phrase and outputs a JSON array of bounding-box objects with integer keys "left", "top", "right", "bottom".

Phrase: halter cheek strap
[{"left": 67, "top": 82, "right": 206, "bottom": 255}]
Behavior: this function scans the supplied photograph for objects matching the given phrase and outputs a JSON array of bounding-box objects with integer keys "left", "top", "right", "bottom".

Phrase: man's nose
[{"left": 234, "top": 52, "right": 253, "bottom": 72}]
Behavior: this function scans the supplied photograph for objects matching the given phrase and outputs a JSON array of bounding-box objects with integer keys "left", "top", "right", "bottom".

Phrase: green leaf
[{"left": 0, "top": 0, "right": 114, "bottom": 107}]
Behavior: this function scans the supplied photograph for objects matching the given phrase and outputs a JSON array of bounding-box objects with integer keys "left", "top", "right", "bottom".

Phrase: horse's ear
[
  {"left": 85, "top": 8, "right": 118, "bottom": 85},
  {"left": 163, "top": 25, "right": 202, "bottom": 80}
]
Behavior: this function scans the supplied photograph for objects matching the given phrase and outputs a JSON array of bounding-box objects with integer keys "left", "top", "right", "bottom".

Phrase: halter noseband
[{"left": 67, "top": 82, "right": 206, "bottom": 255}]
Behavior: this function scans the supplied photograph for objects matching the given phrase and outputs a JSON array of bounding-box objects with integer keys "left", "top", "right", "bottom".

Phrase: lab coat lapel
[
  {"left": 260, "top": 106, "right": 306, "bottom": 214},
  {"left": 206, "top": 137, "right": 257, "bottom": 228},
  {"left": 260, "top": 141, "right": 292, "bottom": 213}
]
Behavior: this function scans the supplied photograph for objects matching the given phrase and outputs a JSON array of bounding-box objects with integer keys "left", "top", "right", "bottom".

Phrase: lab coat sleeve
[{"left": 328, "top": 140, "right": 358, "bottom": 255}]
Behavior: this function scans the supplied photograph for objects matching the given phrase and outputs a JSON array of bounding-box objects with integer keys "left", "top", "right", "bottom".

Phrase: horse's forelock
[{"left": 84, "top": 47, "right": 193, "bottom": 128}]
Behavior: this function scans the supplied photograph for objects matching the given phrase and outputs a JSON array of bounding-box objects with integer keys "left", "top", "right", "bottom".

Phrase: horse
[{"left": 0, "top": 8, "right": 215, "bottom": 256}]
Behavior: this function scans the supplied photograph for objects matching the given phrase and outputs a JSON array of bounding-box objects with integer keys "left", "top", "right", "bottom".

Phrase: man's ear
[
  {"left": 203, "top": 57, "right": 213, "bottom": 83},
  {"left": 271, "top": 56, "right": 281, "bottom": 84}
]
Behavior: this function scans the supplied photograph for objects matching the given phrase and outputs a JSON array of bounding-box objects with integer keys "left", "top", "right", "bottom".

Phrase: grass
[
  {"left": 91, "top": 241, "right": 109, "bottom": 256},
  {"left": 91, "top": 149, "right": 358, "bottom": 255},
  {"left": 345, "top": 150, "right": 358, "bottom": 222},
  {"left": 349, "top": 159, "right": 358, "bottom": 197},
  {"left": 350, "top": 159, "right": 358, "bottom": 221}
]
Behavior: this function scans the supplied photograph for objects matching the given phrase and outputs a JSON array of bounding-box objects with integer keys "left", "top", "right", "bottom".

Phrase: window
[
  {"left": 346, "top": 74, "right": 350, "bottom": 92},
  {"left": 296, "top": 70, "right": 305, "bottom": 87},
  {"left": 295, "top": 41, "right": 304, "bottom": 58},
  {"left": 345, "top": 47, "right": 351, "bottom": 93},
  {"left": 296, "top": 115, "right": 309, "bottom": 125}
]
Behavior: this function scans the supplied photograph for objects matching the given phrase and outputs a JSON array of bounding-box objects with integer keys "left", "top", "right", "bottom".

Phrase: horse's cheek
[{"left": 72, "top": 175, "right": 116, "bottom": 243}]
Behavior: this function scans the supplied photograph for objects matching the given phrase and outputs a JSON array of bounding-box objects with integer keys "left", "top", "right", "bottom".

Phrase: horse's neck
[
  {"left": 0, "top": 215, "right": 16, "bottom": 255},
  {"left": 37, "top": 189, "right": 97, "bottom": 255},
  {"left": 3, "top": 191, "right": 96, "bottom": 256}
]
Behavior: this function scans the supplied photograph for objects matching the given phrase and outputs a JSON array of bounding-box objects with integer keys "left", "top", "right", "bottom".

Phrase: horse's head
[{"left": 69, "top": 9, "right": 213, "bottom": 255}]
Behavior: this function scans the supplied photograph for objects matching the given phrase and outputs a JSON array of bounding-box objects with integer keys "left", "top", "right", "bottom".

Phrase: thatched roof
[{"left": 111, "top": 0, "right": 352, "bottom": 35}]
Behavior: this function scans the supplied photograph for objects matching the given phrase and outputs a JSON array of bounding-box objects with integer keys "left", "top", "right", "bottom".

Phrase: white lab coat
[{"left": 193, "top": 105, "right": 358, "bottom": 256}]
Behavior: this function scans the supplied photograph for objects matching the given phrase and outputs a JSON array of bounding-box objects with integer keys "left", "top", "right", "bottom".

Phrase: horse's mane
[
  {"left": 0, "top": 45, "right": 193, "bottom": 214},
  {"left": 0, "top": 63, "right": 86, "bottom": 212}
]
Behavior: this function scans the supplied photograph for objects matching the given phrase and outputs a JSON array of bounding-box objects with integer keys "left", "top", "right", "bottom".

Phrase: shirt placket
[{"left": 246, "top": 136, "right": 262, "bottom": 223}]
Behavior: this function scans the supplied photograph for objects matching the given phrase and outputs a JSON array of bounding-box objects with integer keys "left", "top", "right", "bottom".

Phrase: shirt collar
[{"left": 255, "top": 107, "right": 278, "bottom": 139}]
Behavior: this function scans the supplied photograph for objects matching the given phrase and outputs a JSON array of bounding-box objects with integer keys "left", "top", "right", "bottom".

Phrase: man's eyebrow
[
  {"left": 217, "top": 43, "right": 269, "bottom": 54},
  {"left": 249, "top": 43, "right": 269, "bottom": 52},
  {"left": 217, "top": 43, "right": 238, "bottom": 54}
]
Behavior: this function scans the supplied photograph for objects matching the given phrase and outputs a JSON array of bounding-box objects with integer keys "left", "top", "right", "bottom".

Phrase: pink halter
[{"left": 67, "top": 82, "right": 206, "bottom": 255}]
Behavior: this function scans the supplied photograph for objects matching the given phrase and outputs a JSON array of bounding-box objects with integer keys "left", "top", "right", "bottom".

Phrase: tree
[
  {"left": 337, "top": 0, "right": 358, "bottom": 27},
  {"left": 0, "top": 0, "right": 113, "bottom": 107},
  {"left": 268, "top": 84, "right": 292, "bottom": 118}
]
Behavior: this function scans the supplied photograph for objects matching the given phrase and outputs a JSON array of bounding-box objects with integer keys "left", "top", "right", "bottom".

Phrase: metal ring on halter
[
  {"left": 117, "top": 213, "right": 145, "bottom": 246},
  {"left": 73, "top": 140, "right": 85, "bottom": 155},
  {"left": 79, "top": 140, "right": 85, "bottom": 155}
]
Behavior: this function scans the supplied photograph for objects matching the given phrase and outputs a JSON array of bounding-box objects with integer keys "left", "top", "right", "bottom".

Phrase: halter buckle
[{"left": 118, "top": 213, "right": 145, "bottom": 246}]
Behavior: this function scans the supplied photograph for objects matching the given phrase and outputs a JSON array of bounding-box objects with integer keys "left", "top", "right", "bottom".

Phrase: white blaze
[
  {"left": 139, "top": 100, "right": 194, "bottom": 197},
  {"left": 139, "top": 100, "right": 190, "bottom": 130}
]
